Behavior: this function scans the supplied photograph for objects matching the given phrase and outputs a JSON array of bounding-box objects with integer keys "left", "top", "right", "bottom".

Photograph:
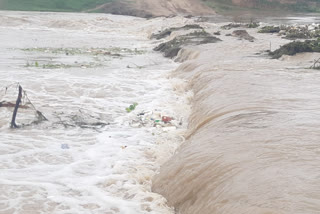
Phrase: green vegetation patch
[
  {"left": 280, "top": 25, "right": 320, "bottom": 40},
  {"left": 21, "top": 47, "right": 145, "bottom": 56},
  {"left": 203, "top": 0, "right": 320, "bottom": 13},
  {"left": 270, "top": 38, "right": 320, "bottom": 59},
  {"left": 258, "top": 26, "right": 281, "bottom": 33},
  {"left": 247, "top": 22, "right": 259, "bottom": 28},
  {"left": 25, "top": 61, "right": 102, "bottom": 69},
  {"left": 1, "top": 0, "right": 114, "bottom": 12},
  {"left": 221, "top": 22, "right": 260, "bottom": 30}
]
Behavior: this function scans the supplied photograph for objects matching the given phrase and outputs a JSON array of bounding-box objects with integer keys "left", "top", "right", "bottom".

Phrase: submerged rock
[
  {"left": 151, "top": 24, "right": 203, "bottom": 40},
  {"left": 270, "top": 38, "right": 320, "bottom": 59},
  {"left": 154, "top": 31, "right": 221, "bottom": 58},
  {"left": 221, "top": 23, "right": 242, "bottom": 30},
  {"left": 247, "top": 22, "right": 260, "bottom": 28},
  {"left": 232, "top": 30, "right": 255, "bottom": 42},
  {"left": 258, "top": 26, "right": 281, "bottom": 33}
]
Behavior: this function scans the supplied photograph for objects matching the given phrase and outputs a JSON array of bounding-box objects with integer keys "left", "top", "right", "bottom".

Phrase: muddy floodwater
[
  {"left": 153, "top": 16, "right": 320, "bottom": 214},
  {"left": 1, "top": 10, "right": 320, "bottom": 214},
  {"left": 0, "top": 11, "right": 191, "bottom": 214}
]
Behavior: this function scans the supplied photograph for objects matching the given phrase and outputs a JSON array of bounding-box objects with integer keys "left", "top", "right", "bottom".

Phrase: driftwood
[
  {"left": 2, "top": 83, "right": 107, "bottom": 130},
  {"left": 10, "top": 85, "right": 22, "bottom": 128},
  {"left": 1, "top": 84, "right": 48, "bottom": 128},
  {"left": 310, "top": 58, "right": 320, "bottom": 69},
  {"left": 0, "top": 101, "right": 29, "bottom": 109}
]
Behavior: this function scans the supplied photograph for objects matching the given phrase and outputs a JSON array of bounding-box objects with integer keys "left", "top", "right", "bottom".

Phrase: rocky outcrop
[
  {"left": 154, "top": 31, "right": 221, "bottom": 58},
  {"left": 232, "top": 30, "right": 255, "bottom": 42},
  {"left": 270, "top": 38, "right": 320, "bottom": 59}
]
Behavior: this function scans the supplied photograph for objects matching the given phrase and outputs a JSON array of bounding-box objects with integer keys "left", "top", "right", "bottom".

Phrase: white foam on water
[{"left": 0, "top": 11, "right": 191, "bottom": 214}]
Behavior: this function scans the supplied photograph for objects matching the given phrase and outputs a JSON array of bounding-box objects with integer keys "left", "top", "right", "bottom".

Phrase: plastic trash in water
[
  {"left": 61, "top": 144, "right": 70, "bottom": 149},
  {"left": 126, "top": 102, "right": 138, "bottom": 113},
  {"left": 162, "top": 116, "right": 173, "bottom": 123},
  {"left": 162, "top": 126, "right": 177, "bottom": 132}
]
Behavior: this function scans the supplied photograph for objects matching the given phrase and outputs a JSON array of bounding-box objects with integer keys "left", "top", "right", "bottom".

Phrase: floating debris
[
  {"left": 61, "top": 144, "right": 70, "bottom": 149},
  {"left": 162, "top": 116, "right": 173, "bottom": 123},
  {"left": 0, "top": 83, "right": 47, "bottom": 128},
  {"left": 129, "top": 110, "right": 181, "bottom": 132},
  {"left": 53, "top": 110, "right": 110, "bottom": 130},
  {"left": 126, "top": 102, "right": 138, "bottom": 113},
  {"left": 121, "top": 145, "right": 128, "bottom": 149}
]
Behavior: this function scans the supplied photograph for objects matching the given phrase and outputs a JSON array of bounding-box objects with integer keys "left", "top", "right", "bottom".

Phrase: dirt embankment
[
  {"left": 232, "top": 0, "right": 310, "bottom": 7},
  {"left": 94, "top": 0, "right": 214, "bottom": 18}
]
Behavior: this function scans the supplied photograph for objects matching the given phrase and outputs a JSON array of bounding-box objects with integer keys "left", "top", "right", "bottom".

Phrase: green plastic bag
[{"left": 126, "top": 102, "right": 138, "bottom": 113}]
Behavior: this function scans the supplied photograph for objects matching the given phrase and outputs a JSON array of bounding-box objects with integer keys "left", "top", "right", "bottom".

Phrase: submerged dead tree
[
  {"left": 2, "top": 83, "right": 107, "bottom": 130},
  {"left": 10, "top": 85, "right": 22, "bottom": 128},
  {"left": 0, "top": 83, "right": 48, "bottom": 128},
  {"left": 310, "top": 58, "right": 320, "bottom": 69}
]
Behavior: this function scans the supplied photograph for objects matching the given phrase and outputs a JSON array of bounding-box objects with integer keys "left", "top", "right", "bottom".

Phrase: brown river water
[
  {"left": 1, "top": 10, "right": 320, "bottom": 214},
  {"left": 153, "top": 19, "right": 320, "bottom": 214}
]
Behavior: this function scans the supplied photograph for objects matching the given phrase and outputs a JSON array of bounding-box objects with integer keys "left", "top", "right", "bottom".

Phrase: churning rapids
[
  {"left": 1, "top": 10, "right": 320, "bottom": 214},
  {"left": 0, "top": 11, "right": 191, "bottom": 214},
  {"left": 153, "top": 16, "right": 320, "bottom": 214}
]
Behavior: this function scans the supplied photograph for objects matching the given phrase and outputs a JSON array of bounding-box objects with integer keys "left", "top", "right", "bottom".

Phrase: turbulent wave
[
  {"left": 153, "top": 26, "right": 320, "bottom": 213},
  {"left": 0, "top": 11, "right": 192, "bottom": 214}
]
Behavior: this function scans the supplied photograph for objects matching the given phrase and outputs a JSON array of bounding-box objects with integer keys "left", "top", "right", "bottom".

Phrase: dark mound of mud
[
  {"left": 232, "top": 30, "right": 255, "bottom": 42},
  {"left": 270, "top": 38, "right": 320, "bottom": 59},
  {"left": 258, "top": 26, "right": 280, "bottom": 33},
  {"left": 151, "top": 24, "right": 203, "bottom": 40},
  {"left": 154, "top": 31, "right": 221, "bottom": 58}
]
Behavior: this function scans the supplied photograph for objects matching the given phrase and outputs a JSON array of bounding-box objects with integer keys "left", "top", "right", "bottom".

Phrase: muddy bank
[{"left": 98, "top": 0, "right": 214, "bottom": 18}]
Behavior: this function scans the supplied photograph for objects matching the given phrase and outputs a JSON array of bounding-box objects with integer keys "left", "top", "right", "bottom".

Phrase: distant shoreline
[{"left": 2, "top": 0, "right": 318, "bottom": 19}]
